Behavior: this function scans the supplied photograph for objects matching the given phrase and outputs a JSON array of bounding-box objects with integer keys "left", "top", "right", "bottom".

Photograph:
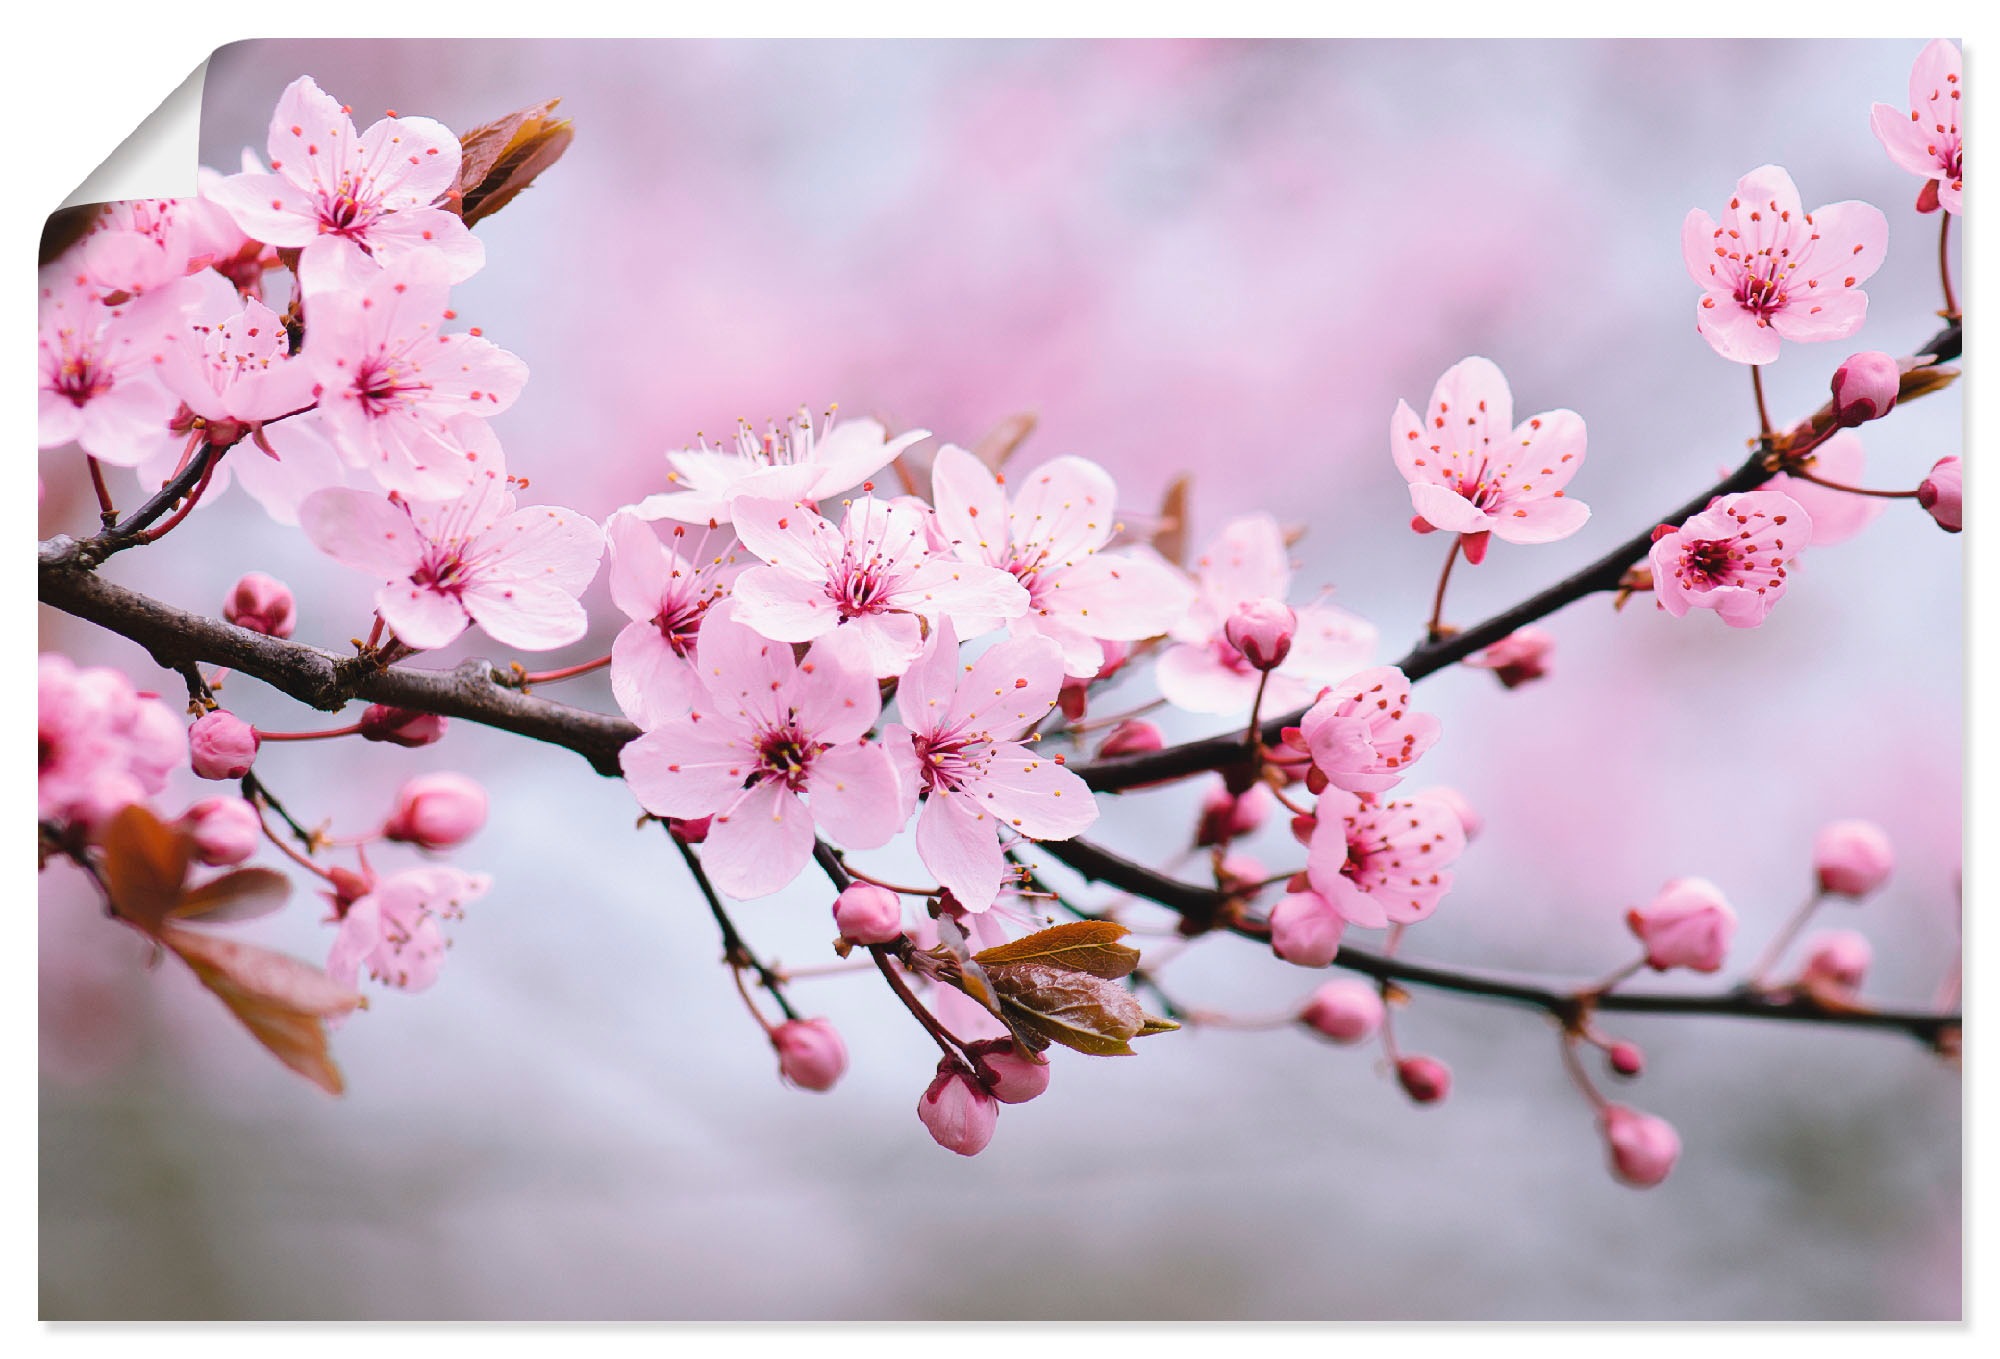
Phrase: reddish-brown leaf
[
  {"left": 454, "top": 98, "right": 574, "bottom": 228},
  {"left": 162, "top": 925, "right": 361, "bottom": 1096},
  {"left": 974, "top": 920, "right": 1140, "bottom": 980},
  {"left": 972, "top": 411, "right": 1038, "bottom": 472},
  {"left": 985, "top": 960, "right": 1147, "bottom": 1057},
  {"left": 98, "top": 804, "right": 193, "bottom": 936},
  {"left": 1151, "top": 475, "right": 1192, "bottom": 566},
  {"left": 173, "top": 867, "right": 292, "bottom": 924}
]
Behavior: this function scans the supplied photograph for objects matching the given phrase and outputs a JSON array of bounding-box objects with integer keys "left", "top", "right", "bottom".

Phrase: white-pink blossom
[
  {"left": 38, "top": 654, "right": 185, "bottom": 832},
  {"left": 37, "top": 266, "right": 188, "bottom": 467},
  {"left": 205, "top": 76, "right": 482, "bottom": 294},
  {"left": 634, "top": 407, "right": 929, "bottom": 527},
  {"left": 328, "top": 865, "right": 490, "bottom": 994},
  {"left": 1871, "top": 40, "right": 1962, "bottom": 215},
  {"left": 618, "top": 604, "right": 911, "bottom": 899},
  {"left": 885, "top": 620, "right": 1097, "bottom": 912},
  {"left": 300, "top": 474, "right": 603, "bottom": 652},
  {"left": 1649, "top": 490, "right": 1812, "bottom": 629},
  {"left": 928, "top": 444, "right": 1194, "bottom": 677},
  {"left": 1156, "top": 514, "right": 1377, "bottom": 716},
  {"left": 604, "top": 509, "right": 738, "bottom": 730},
  {"left": 1304, "top": 788, "right": 1466, "bottom": 930},
  {"left": 158, "top": 272, "right": 318, "bottom": 425},
  {"left": 729, "top": 493, "right": 1030, "bottom": 678},
  {"left": 1291, "top": 665, "right": 1439, "bottom": 796}
]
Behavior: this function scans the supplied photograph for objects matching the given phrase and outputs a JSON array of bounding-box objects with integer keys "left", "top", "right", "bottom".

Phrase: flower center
[
  {"left": 830, "top": 563, "right": 895, "bottom": 619},
  {"left": 1734, "top": 265, "right": 1788, "bottom": 319},
  {"left": 755, "top": 725, "right": 819, "bottom": 792},
  {"left": 411, "top": 548, "right": 471, "bottom": 596},
  {"left": 1678, "top": 538, "right": 1740, "bottom": 589},
  {"left": 53, "top": 354, "right": 110, "bottom": 408},
  {"left": 914, "top": 730, "right": 987, "bottom": 795},
  {"left": 653, "top": 594, "right": 710, "bottom": 657},
  {"left": 354, "top": 356, "right": 426, "bottom": 416}
]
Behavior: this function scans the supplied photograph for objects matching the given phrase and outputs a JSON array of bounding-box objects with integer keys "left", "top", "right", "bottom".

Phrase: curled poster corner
[{"left": 58, "top": 59, "right": 208, "bottom": 209}]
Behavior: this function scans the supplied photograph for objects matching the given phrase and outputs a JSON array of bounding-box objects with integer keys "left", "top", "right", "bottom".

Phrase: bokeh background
[{"left": 38, "top": 39, "right": 1962, "bottom": 1320}]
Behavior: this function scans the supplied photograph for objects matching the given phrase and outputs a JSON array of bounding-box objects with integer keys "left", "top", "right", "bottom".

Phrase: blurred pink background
[{"left": 39, "top": 39, "right": 1961, "bottom": 1320}]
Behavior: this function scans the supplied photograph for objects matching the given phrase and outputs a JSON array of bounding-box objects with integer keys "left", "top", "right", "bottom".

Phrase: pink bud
[
  {"left": 176, "top": 796, "right": 261, "bottom": 866},
  {"left": 358, "top": 704, "right": 448, "bottom": 747},
  {"left": 326, "top": 865, "right": 374, "bottom": 909},
  {"left": 1625, "top": 877, "right": 1736, "bottom": 973},
  {"left": 1396, "top": 1055, "right": 1452, "bottom": 1104},
  {"left": 1299, "top": 979, "right": 1384, "bottom": 1044},
  {"left": 1812, "top": 819, "right": 1893, "bottom": 898},
  {"left": 382, "top": 772, "right": 488, "bottom": 850},
  {"left": 917, "top": 1061, "right": 999, "bottom": 1155},
  {"left": 1607, "top": 1041, "right": 1645, "bottom": 1078},
  {"left": 1195, "top": 780, "right": 1269, "bottom": 847},
  {"left": 1410, "top": 514, "right": 1438, "bottom": 534},
  {"left": 967, "top": 1038, "right": 1051, "bottom": 1104},
  {"left": 1600, "top": 1104, "right": 1681, "bottom": 1189},
  {"left": 772, "top": 1018, "right": 847, "bottom": 1092},
  {"left": 1421, "top": 786, "right": 1482, "bottom": 844},
  {"left": 669, "top": 815, "right": 711, "bottom": 843},
  {"left": 222, "top": 572, "right": 296, "bottom": 639},
  {"left": 1269, "top": 890, "right": 1345, "bottom": 968},
  {"left": 833, "top": 882, "right": 904, "bottom": 945},
  {"left": 1829, "top": 351, "right": 1900, "bottom": 428},
  {"left": 1216, "top": 853, "right": 1266, "bottom": 895},
  {"left": 1797, "top": 929, "right": 1872, "bottom": 996},
  {"left": 1097, "top": 719, "right": 1164, "bottom": 758},
  {"left": 1917, "top": 456, "right": 1961, "bottom": 533},
  {"left": 188, "top": 710, "right": 259, "bottom": 780},
  {"left": 1223, "top": 597, "right": 1297, "bottom": 671},
  {"left": 1467, "top": 626, "right": 1553, "bottom": 690}
]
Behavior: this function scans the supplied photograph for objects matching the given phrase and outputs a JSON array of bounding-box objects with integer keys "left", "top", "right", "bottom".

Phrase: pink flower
[
  {"left": 204, "top": 76, "right": 482, "bottom": 295},
  {"left": 1871, "top": 40, "right": 1963, "bottom": 214},
  {"left": 328, "top": 865, "right": 490, "bottom": 994},
  {"left": 175, "top": 796, "right": 263, "bottom": 867},
  {"left": 1290, "top": 665, "right": 1440, "bottom": 796},
  {"left": 966, "top": 1038, "right": 1051, "bottom": 1105},
  {"left": 1269, "top": 889, "right": 1346, "bottom": 967},
  {"left": 359, "top": 704, "right": 447, "bottom": 747},
  {"left": 1300, "top": 979, "right": 1384, "bottom": 1044},
  {"left": 1304, "top": 788, "right": 1466, "bottom": 929},
  {"left": 1156, "top": 514, "right": 1377, "bottom": 716},
  {"left": 157, "top": 272, "right": 318, "bottom": 425},
  {"left": 928, "top": 445, "right": 1195, "bottom": 677},
  {"left": 1465, "top": 626, "right": 1554, "bottom": 689},
  {"left": 833, "top": 883, "right": 906, "bottom": 945},
  {"left": 1813, "top": 819, "right": 1893, "bottom": 898},
  {"left": 1599, "top": 1105, "right": 1680, "bottom": 1189},
  {"left": 917, "top": 1061, "right": 1000, "bottom": 1156},
  {"left": 1767, "top": 433, "right": 1882, "bottom": 547},
  {"left": 885, "top": 620, "right": 1097, "bottom": 912},
  {"left": 634, "top": 407, "right": 929, "bottom": 527},
  {"left": 1682, "top": 165, "right": 1888, "bottom": 365},
  {"left": 619, "top": 604, "right": 910, "bottom": 899},
  {"left": 74, "top": 197, "right": 232, "bottom": 298},
  {"left": 189, "top": 710, "right": 260, "bottom": 781},
  {"left": 730, "top": 493, "right": 1030, "bottom": 678},
  {"left": 300, "top": 252, "right": 526, "bottom": 499},
  {"left": 1918, "top": 457, "right": 1962, "bottom": 533},
  {"left": 1626, "top": 878, "right": 1736, "bottom": 973},
  {"left": 1830, "top": 351, "right": 1900, "bottom": 428},
  {"left": 772, "top": 1018, "right": 848, "bottom": 1092},
  {"left": 1391, "top": 356, "right": 1589, "bottom": 551},
  {"left": 300, "top": 475, "right": 603, "bottom": 652},
  {"left": 37, "top": 655, "right": 184, "bottom": 830},
  {"left": 603, "top": 510, "right": 737, "bottom": 730},
  {"left": 1648, "top": 490, "right": 1812, "bottom": 628},
  {"left": 37, "top": 266, "right": 186, "bottom": 467},
  {"left": 383, "top": 772, "right": 489, "bottom": 850},
  {"left": 223, "top": 572, "right": 297, "bottom": 639}
]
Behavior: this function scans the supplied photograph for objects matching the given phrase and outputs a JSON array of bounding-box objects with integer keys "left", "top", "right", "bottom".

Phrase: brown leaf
[
  {"left": 1151, "top": 475, "right": 1191, "bottom": 566},
  {"left": 1898, "top": 362, "right": 1959, "bottom": 404},
  {"left": 173, "top": 867, "right": 292, "bottom": 924},
  {"left": 986, "top": 960, "right": 1146, "bottom": 1056},
  {"left": 974, "top": 920, "right": 1140, "bottom": 980},
  {"left": 162, "top": 925, "right": 361, "bottom": 1096},
  {"left": 972, "top": 411, "right": 1038, "bottom": 472},
  {"left": 1137, "top": 1015, "right": 1182, "bottom": 1037},
  {"left": 98, "top": 804, "right": 193, "bottom": 936},
  {"left": 454, "top": 98, "right": 574, "bottom": 228}
]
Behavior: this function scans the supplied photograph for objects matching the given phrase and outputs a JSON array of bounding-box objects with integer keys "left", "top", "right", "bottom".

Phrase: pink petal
[
  {"left": 731, "top": 495, "right": 841, "bottom": 577},
  {"left": 1155, "top": 641, "right": 1257, "bottom": 716},
  {"left": 1694, "top": 291, "right": 1781, "bottom": 365},
  {"left": 620, "top": 717, "right": 756, "bottom": 818},
  {"left": 1007, "top": 455, "right": 1118, "bottom": 561},
  {"left": 808, "top": 740, "right": 910, "bottom": 850},
  {"left": 915, "top": 794, "right": 1006, "bottom": 912},
  {"left": 297, "top": 487, "right": 424, "bottom": 577},
  {"left": 375, "top": 580, "right": 470, "bottom": 651},
  {"left": 355, "top": 114, "right": 462, "bottom": 208},
  {"left": 1426, "top": 355, "right": 1514, "bottom": 456},
  {"left": 605, "top": 509, "right": 674, "bottom": 623},
  {"left": 730, "top": 566, "right": 839, "bottom": 643},
  {"left": 951, "top": 632, "right": 1065, "bottom": 739},
  {"left": 1489, "top": 493, "right": 1590, "bottom": 545},
  {"left": 461, "top": 579, "right": 590, "bottom": 651},
  {"left": 976, "top": 742, "right": 1098, "bottom": 842},
  {"left": 1408, "top": 481, "right": 1490, "bottom": 534},
  {"left": 703, "top": 781, "right": 814, "bottom": 899},
  {"left": 790, "top": 626, "right": 884, "bottom": 746},
  {"left": 610, "top": 623, "right": 700, "bottom": 729},
  {"left": 472, "top": 502, "right": 604, "bottom": 596},
  {"left": 929, "top": 443, "right": 1009, "bottom": 566}
]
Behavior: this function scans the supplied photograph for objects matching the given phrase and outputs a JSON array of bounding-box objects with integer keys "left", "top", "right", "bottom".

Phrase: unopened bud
[
  {"left": 1600, "top": 1104, "right": 1680, "bottom": 1188},
  {"left": 1224, "top": 597, "right": 1297, "bottom": 671},
  {"left": 1626, "top": 877, "right": 1736, "bottom": 973},
  {"left": 833, "top": 882, "right": 904, "bottom": 945},
  {"left": 772, "top": 1018, "right": 848, "bottom": 1092},
  {"left": 358, "top": 704, "right": 448, "bottom": 747},
  {"left": 1195, "top": 780, "right": 1269, "bottom": 847},
  {"left": 383, "top": 772, "right": 488, "bottom": 850},
  {"left": 1269, "top": 890, "right": 1345, "bottom": 968},
  {"left": 1917, "top": 456, "right": 1961, "bottom": 533},
  {"left": 222, "top": 572, "right": 296, "bottom": 639},
  {"left": 1607, "top": 1041, "right": 1645, "bottom": 1078},
  {"left": 1797, "top": 929, "right": 1872, "bottom": 997},
  {"left": 176, "top": 796, "right": 261, "bottom": 866},
  {"left": 967, "top": 1038, "right": 1051, "bottom": 1104},
  {"left": 1813, "top": 819, "right": 1893, "bottom": 898},
  {"left": 1396, "top": 1055, "right": 1452, "bottom": 1105},
  {"left": 1097, "top": 719, "right": 1164, "bottom": 758},
  {"left": 1830, "top": 351, "right": 1900, "bottom": 428},
  {"left": 188, "top": 710, "right": 259, "bottom": 780},
  {"left": 1299, "top": 979, "right": 1384, "bottom": 1044},
  {"left": 917, "top": 1060, "right": 999, "bottom": 1155}
]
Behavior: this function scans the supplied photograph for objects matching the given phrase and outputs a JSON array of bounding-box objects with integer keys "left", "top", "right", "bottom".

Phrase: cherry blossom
[
  {"left": 927, "top": 445, "right": 1195, "bottom": 677},
  {"left": 603, "top": 509, "right": 738, "bottom": 730},
  {"left": 328, "top": 865, "right": 491, "bottom": 994},
  {"left": 772, "top": 1019, "right": 848, "bottom": 1092},
  {"left": 158, "top": 272, "right": 318, "bottom": 426},
  {"left": 300, "top": 474, "right": 603, "bottom": 652},
  {"left": 300, "top": 252, "right": 526, "bottom": 499},
  {"left": 618, "top": 604, "right": 910, "bottom": 899},
  {"left": 884, "top": 620, "right": 1097, "bottom": 912},
  {"left": 37, "top": 266, "right": 189, "bottom": 467},
  {"left": 1648, "top": 490, "right": 1812, "bottom": 629},
  {"left": 1871, "top": 40, "right": 1963, "bottom": 214},
  {"left": 1465, "top": 626, "right": 1554, "bottom": 689},
  {"left": 1766, "top": 433, "right": 1881, "bottom": 547},
  {"left": 1290, "top": 665, "right": 1440, "bottom": 796},
  {"left": 75, "top": 197, "right": 237, "bottom": 299},
  {"left": 729, "top": 493, "right": 1030, "bottom": 678},
  {"left": 634, "top": 407, "right": 929, "bottom": 527},
  {"left": 1304, "top": 788, "right": 1466, "bottom": 929},
  {"left": 1156, "top": 514, "right": 1377, "bottom": 716},
  {"left": 37, "top": 654, "right": 184, "bottom": 831},
  {"left": 205, "top": 75, "right": 482, "bottom": 294},
  {"left": 1392, "top": 357, "right": 1589, "bottom": 555},
  {"left": 1813, "top": 819, "right": 1893, "bottom": 898},
  {"left": 1682, "top": 165, "right": 1888, "bottom": 365},
  {"left": 1626, "top": 878, "right": 1735, "bottom": 973}
]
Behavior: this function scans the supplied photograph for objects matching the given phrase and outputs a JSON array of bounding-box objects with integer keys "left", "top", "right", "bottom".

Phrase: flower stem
[
  {"left": 1751, "top": 365, "right": 1774, "bottom": 445},
  {"left": 85, "top": 457, "right": 117, "bottom": 527},
  {"left": 1559, "top": 1032, "right": 1610, "bottom": 1113},
  {"left": 1425, "top": 537, "right": 1462, "bottom": 642},
  {"left": 1785, "top": 466, "right": 1922, "bottom": 500},
  {"left": 516, "top": 654, "right": 612, "bottom": 686},
  {"left": 669, "top": 824, "right": 800, "bottom": 1022},
  {"left": 254, "top": 722, "right": 366, "bottom": 743},
  {"left": 1244, "top": 669, "right": 1273, "bottom": 753},
  {"left": 136, "top": 445, "right": 225, "bottom": 544},
  {"left": 1940, "top": 212, "right": 1960, "bottom": 322},
  {"left": 1747, "top": 890, "right": 1827, "bottom": 987}
]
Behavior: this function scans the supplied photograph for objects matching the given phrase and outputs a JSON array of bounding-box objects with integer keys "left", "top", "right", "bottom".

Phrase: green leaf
[{"left": 973, "top": 920, "right": 1140, "bottom": 980}]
